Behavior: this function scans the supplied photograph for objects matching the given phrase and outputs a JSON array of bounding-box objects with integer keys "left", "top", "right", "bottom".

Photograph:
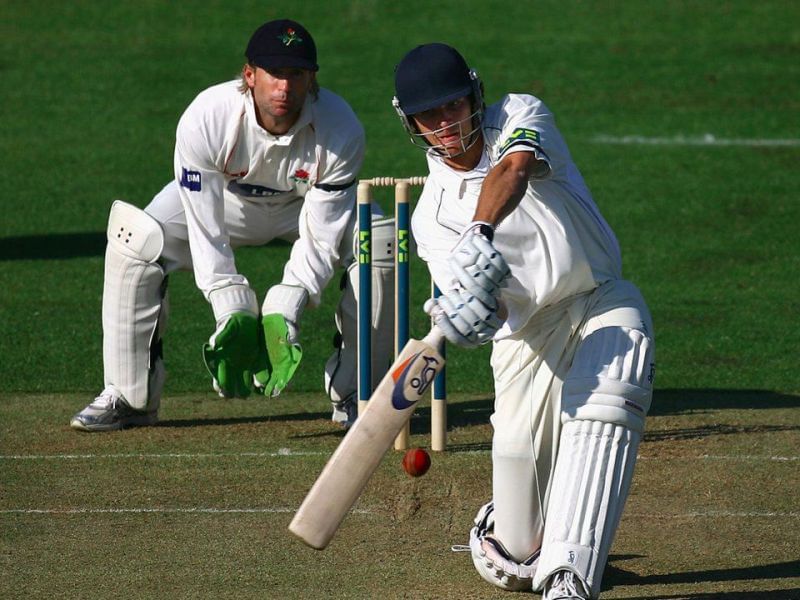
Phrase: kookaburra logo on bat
[
  {"left": 390, "top": 352, "right": 441, "bottom": 410},
  {"left": 410, "top": 355, "right": 439, "bottom": 396}
]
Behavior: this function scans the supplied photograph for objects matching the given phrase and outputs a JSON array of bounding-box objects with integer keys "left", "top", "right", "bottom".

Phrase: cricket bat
[{"left": 289, "top": 326, "right": 445, "bottom": 549}]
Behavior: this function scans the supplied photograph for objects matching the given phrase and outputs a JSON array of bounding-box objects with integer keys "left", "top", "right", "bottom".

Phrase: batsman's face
[
  {"left": 245, "top": 65, "right": 315, "bottom": 135},
  {"left": 412, "top": 97, "right": 476, "bottom": 154},
  {"left": 410, "top": 96, "right": 483, "bottom": 168}
]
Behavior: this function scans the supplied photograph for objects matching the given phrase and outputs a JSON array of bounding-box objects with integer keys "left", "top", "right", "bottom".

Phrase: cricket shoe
[
  {"left": 542, "top": 570, "right": 589, "bottom": 600},
  {"left": 331, "top": 394, "right": 357, "bottom": 428},
  {"left": 70, "top": 386, "right": 158, "bottom": 432}
]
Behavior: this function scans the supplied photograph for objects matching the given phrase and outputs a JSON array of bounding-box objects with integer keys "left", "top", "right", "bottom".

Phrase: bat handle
[{"left": 422, "top": 325, "right": 444, "bottom": 348}]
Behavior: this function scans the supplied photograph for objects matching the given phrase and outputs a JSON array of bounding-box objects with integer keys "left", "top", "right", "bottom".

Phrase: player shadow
[
  {"left": 153, "top": 387, "right": 798, "bottom": 437},
  {"left": 605, "top": 555, "right": 800, "bottom": 599},
  {"left": 650, "top": 388, "right": 800, "bottom": 415},
  {"left": 0, "top": 231, "right": 294, "bottom": 261},
  {"left": 157, "top": 410, "right": 332, "bottom": 429},
  {"left": 0, "top": 232, "right": 106, "bottom": 260}
]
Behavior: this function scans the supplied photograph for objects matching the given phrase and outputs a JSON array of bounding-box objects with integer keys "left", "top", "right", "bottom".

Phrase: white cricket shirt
[
  {"left": 412, "top": 94, "right": 622, "bottom": 338},
  {"left": 173, "top": 80, "right": 365, "bottom": 307}
]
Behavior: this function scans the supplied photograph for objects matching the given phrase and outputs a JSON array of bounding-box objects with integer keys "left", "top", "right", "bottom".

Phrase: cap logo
[{"left": 277, "top": 28, "right": 303, "bottom": 47}]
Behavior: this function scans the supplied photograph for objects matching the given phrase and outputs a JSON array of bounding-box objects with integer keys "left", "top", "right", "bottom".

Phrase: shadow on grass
[
  {"left": 152, "top": 389, "right": 798, "bottom": 440},
  {"left": 0, "top": 232, "right": 106, "bottom": 260},
  {"left": 157, "top": 410, "right": 332, "bottom": 429},
  {"left": 0, "top": 232, "right": 293, "bottom": 261},
  {"left": 652, "top": 388, "right": 800, "bottom": 415},
  {"left": 607, "top": 555, "right": 800, "bottom": 599}
]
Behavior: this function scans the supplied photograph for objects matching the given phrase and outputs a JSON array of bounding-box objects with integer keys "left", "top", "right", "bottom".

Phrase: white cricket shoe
[
  {"left": 331, "top": 395, "right": 357, "bottom": 428},
  {"left": 70, "top": 386, "right": 158, "bottom": 432},
  {"left": 543, "top": 570, "right": 589, "bottom": 600}
]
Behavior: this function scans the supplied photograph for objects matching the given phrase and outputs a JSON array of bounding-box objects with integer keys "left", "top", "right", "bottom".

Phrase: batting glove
[
  {"left": 424, "top": 289, "right": 503, "bottom": 349},
  {"left": 202, "top": 312, "right": 260, "bottom": 398},
  {"left": 450, "top": 222, "right": 511, "bottom": 309}
]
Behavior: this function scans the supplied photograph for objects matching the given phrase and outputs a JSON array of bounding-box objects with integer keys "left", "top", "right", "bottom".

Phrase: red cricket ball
[{"left": 402, "top": 447, "right": 431, "bottom": 477}]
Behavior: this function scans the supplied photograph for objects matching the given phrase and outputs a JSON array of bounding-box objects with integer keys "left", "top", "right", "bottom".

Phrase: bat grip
[{"left": 422, "top": 325, "right": 444, "bottom": 348}]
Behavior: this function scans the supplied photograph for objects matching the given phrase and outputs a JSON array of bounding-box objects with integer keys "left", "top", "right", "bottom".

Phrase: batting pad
[
  {"left": 102, "top": 201, "right": 167, "bottom": 411},
  {"left": 562, "top": 325, "right": 654, "bottom": 433},
  {"left": 532, "top": 420, "right": 640, "bottom": 597}
]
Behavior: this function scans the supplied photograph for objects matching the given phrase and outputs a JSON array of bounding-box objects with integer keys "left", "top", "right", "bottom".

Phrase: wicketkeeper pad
[
  {"left": 324, "top": 217, "right": 395, "bottom": 405},
  {"left": 102, "top": 201, "right": 167, "bottom": 411}
]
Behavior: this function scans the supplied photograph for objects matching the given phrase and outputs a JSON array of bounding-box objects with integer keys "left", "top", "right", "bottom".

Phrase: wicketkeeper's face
[
  {"left": 411, "top": 96, "right": 478, "bottom": 158},
  {"left": 245, "top": 65, "right": 315, "bottom": 134}
]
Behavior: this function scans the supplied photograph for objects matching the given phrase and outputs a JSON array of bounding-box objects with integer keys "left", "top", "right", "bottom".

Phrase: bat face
[
  {"left": 289, "top": 329, "right": 445, "bottom": 549},
  {"left": 391, "top": 351, "right": 441, "bottom": 410}
]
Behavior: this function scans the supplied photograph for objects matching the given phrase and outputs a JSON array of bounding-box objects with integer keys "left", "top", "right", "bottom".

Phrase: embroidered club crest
[
  {"left": 277, "top": 28, "right": 303, "bottom": 47},
  {"left": 291, "top": 168, "right": 310, "bottom": 184}
]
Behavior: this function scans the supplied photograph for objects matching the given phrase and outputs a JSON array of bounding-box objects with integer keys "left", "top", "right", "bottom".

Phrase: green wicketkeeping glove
[
  {"left": 202, "top": 312, "right": 260, "bottom": 398},
  {"left": 253, "top": 314, "right": 303, "bottom": 397}
]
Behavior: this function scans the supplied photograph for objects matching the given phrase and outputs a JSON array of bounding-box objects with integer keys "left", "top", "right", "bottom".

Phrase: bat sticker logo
[{"left": 390, "top": 352, "right": 440, "bottom": 410}]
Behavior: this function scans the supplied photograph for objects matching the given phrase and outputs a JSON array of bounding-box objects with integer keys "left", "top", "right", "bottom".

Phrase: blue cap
[
  {"left": 246, "top": 19, "right": 318, "bottom": 72},
  {"left": 394, "top": 43, "right": 474, "bottom": 115}
]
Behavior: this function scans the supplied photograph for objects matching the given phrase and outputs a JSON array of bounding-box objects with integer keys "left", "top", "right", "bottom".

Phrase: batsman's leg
[
  {"left": 325, "top": 216, "right": 395, "bottom": 427},
  {"left": 534, "top": 283, "right": 654, "bottom": 598}
]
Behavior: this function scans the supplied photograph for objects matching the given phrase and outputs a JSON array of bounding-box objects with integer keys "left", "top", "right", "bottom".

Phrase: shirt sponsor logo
[
  {"left": 227, "top": 180, "right": 288, "bottom": 198},
  {"left": 180, "top": 168, "right": 201, "bottom": 192},
  {"left": 499, "top": 128, "right": 541, "bottom": 154}
]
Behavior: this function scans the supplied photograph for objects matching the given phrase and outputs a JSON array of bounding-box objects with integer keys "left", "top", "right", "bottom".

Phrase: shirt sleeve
[
  {"left": 280, "top": 127, "right": 365, "bottom": 306},
  {"left": 174, "top": 109, "right": 255, "bottom": 318},
  {"left": 494, "top": 95, "right": 554, "bottom": 179}
]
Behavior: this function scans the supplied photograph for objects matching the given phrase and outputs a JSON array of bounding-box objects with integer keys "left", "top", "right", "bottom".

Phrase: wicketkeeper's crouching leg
[
  {"left": 70, "top": 201, "right": 168, "bottom": 431},
  {"left": 324, "top": 217, "right": 395, "bottom": 427}
]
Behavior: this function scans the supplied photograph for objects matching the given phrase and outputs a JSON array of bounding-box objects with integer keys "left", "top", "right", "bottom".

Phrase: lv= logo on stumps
[
  {"left": 354, "top": 177, "right": 447, "bottom": 452},
  {"left": 289, "top": 177, "right": 446, "bottom": 550},
  {"left": 288, "top": 325, "right": 445, "bottom": 549}
]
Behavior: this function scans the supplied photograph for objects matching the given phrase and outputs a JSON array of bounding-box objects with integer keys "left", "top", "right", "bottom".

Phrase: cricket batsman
[
  {"left": 70, "top": 19, "right": 395, "bottom": 431},
  {"left": 393, "top": 43, "right": 655, "bottom": 599}
]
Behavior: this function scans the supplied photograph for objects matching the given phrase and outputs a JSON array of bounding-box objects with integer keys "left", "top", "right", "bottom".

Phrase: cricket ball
[{"left": 402, "top": 447, "right": 431, "bottom": 477}]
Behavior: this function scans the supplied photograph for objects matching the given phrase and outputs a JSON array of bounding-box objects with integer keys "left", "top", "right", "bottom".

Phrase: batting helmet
[{"left": 392, "top": 43, "right": 484, "bottom": 154}]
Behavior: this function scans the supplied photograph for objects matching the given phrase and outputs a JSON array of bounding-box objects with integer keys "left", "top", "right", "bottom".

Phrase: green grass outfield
[{"left": 1, "top": 2, "right": 799, "bottom": 598}]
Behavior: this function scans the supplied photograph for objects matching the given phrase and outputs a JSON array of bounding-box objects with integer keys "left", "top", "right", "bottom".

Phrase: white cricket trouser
[{"left": 489, "top": 279, "right": 653, "bottom": 563}]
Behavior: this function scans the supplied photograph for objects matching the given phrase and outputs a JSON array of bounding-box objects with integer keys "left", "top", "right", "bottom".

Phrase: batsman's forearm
[{"left": 473, "top": 153, "right": 539, "bottom": 226}]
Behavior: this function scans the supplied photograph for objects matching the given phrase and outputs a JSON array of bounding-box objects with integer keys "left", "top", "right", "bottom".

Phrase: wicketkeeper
[
  {"left": 393, "top": 44, "right": 655, "bottom": 599},
  {"left": 71, "top": 19, "right": 395, "bottom": 432}
]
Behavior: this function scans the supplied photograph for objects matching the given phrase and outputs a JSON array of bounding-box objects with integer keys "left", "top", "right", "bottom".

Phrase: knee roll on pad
[
  {"left": 103, "top": 201, "right": 167, "bottom": 411},
  {"left": 324, "top": 258, "right": 395, "bottom": 403},
  {"left": 562, "top": 325, "right": 654, "bottom": 433},
  {"left": 107, "top": 200, "right": 165, "bottom": 262},
  {"left": 469, "top": 501, "right": 540, "bottom": 592}
]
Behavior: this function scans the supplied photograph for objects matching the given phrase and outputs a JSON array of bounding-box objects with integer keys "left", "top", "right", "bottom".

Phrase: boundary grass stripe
[
  {"left": 591, "top": 134, "right": 800, "bottom": 147},
  {"left": 2, "top": 452, "right": 797, "bottom": 461},
  {"left": 0, "top": 450, "right": 328, "bottom": 460},
  {"left": 0, "top": 507, "right": 371, "bottom": 515},
  {"left": 2, "top": 508, "right": 795, "bottom": 518}
]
